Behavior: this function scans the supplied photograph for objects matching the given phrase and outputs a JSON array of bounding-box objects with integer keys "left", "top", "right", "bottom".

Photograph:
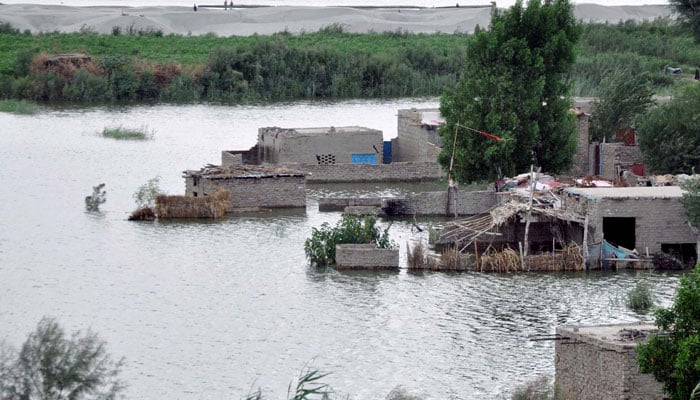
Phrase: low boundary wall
[
  {"left": 294, "top": 161, "right": 445, "bottom": 183},
  {"left": 335, "top": 244, "right": 399, "bottom": 270}
]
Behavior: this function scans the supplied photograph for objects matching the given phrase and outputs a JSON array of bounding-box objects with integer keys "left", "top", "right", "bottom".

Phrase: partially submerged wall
[
  {"left": 383, "top": 190, "right": 497, "bottom": 216},
  {"left": 297, "top": 161, "right": 445, "bottom": 183},
  {"left": 185, "top": 175, "right": 306, "bottom": 209},
  {"left": 555, "top": 323, "right": 666, "bottom": 400},
  {"left": 335, "top": 244, "right": 399, "bottom": 270}
]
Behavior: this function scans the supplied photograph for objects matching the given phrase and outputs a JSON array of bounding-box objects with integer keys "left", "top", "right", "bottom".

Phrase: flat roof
[
  {"left": 564, "top": 186, "right": 684, "bottom": 199},
  {"left": 558, "top": 322, "right": 658, "bottom": 350},
  {"left": 261, "top": 126, "right": 380, "bottom": 137},
  {"left": 184, "top": 164, "right": 306, "bottom": 179}
]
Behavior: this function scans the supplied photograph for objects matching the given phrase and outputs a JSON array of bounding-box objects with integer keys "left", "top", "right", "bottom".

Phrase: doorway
[{"left": 603, "top": 217, "right": 636, "bottom": 249}]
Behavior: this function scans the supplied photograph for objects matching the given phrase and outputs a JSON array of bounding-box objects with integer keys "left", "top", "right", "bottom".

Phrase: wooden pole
[
  {"left": 582, "top": 213, "right": 589, "bottom": 270},
  {"left": 474, "top": 240, "right": 480, "bottom": 272},
  {"left": 523, "top": 165, "right": 538, "bottom": 258}
]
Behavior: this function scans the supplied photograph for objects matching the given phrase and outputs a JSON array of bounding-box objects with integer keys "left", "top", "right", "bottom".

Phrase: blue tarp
[{"left": 587, "top": 240, "right": 631, "bottom": 270}]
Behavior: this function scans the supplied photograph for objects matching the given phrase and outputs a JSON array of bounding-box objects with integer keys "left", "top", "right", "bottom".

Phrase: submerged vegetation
[
  {"left": 0, "top": 18, "right": 696, "bottom": 104},
  {"left": 101, "top": 125, "right": 153, "bottom": 140},
  {"left": 0, "top": 99, "right": 38, "bottom": 114},
  {"left": 85, "top": 183, "right": 107, "bottom": 211},
  {"left": 304, "top": 215, "right": 395, "bottom": 267}
]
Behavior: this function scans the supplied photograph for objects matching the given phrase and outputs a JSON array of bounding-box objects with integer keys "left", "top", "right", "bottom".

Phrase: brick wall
[
  {"left": 393, "top": 108, "right": 443, "bottom": 162},
  {"left": 562, "top": 192, "right": 694, "bottom": 253},
  {"left": 571, "top": 113, "right": 590, "bottom": 176},
  {"left": 382, "top": 190, "right": 497, "bottom": 216},
  {"left": 185, "top": 175, "right": 306, "bottom": 209},
  {"left": 555, "top": 324, "right": 666, "bottom": 400},
  {"left": 296, "top": 161, "right": 446, "bottom": 183},
  {"left": 601, "top": 144, "right": 644, "bottom": 179},
  {"left": 335, "top": 244, "right": 399, "bottom": 270}
]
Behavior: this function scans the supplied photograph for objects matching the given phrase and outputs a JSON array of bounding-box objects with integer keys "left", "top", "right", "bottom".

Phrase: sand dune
[{"left": 0, "top": 3, "right": 673, "bottom": 36}]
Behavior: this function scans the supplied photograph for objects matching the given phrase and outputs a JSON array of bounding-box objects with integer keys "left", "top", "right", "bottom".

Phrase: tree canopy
[
  {"left": 438, "top": 0, "right": 580, "bottom": 183},
  {"left": 0, "top": 317, "right": 124, "bottom": 400},
  {"left": 670, "top": 0, "right": 700, "bottom": 38},
  {"left": 636, "top": 83, "right": 700, "bottom": 174},
  {"left": 637, "top": 264, "right": 700, "bottom": 400}
]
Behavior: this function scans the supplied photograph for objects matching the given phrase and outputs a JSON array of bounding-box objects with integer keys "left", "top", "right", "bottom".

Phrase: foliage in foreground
[
  {"left": 0, "top": 317, "right": 125, "bottom": 400},
  {"left": 626, "top": 274, "right": 655, "bottom": 314},
  {"left": 637, "top": 264, "right": 700, "bottom": 400},
  {"left": 304, "top": 215, "right": 395, "bottom": 267},
  {"left": 85, "top": 183, "right": 107, "bottom": 211},
  {"left": 0, "top": 99, "right": 38, "bottom": 114},
  {"left": 101, "top": 125, "right": 153, "bottom": 140},
  {"left": 637, "top": 83, "right": 700, "bottom": 174},
  {"left": 438, "top": 0, "right": 580, "bottom": 183},
  {"left": 510, "top": 376, "right": 562, "bottom": 400}
]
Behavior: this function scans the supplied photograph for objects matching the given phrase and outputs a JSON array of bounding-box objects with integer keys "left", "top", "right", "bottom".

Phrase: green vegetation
[
  {"left": 0, "top": 99, "right": 38, "bottom": 114},
  {"left": 625, "top": 274, "right": 655, "bottom": 314},
  {"left": 304, "top": 215, "right": 395, "bottom": 267},
  {"left": 0, "top": 15, "right": 697, "bottom": 105},
  {"left": 101, "top": 125, "right": 153, "bottom": 140},
  {"left": 637, "top": 264, "right": 700, "bottom": 400},
  {"left": 682, "top": 175, "right": 700, "bottom": 227},
  {"left": 438, "top": 0, "right": 580, "bottom": 183},
  {"left": 133, "top": 176, "right": 162, "bottom": 209},
  {"left": 85, "top": 183, "right": 106, "bottom": 211},
  {"left": 0, "top": 317, "right": 124, "bottom": 400},
  {"left": 589, "top": 68, "right": 654, "bottom": 143},
  {"left": 511, "top": 376, "right": 562, "bottom": 400},
  {"left": 636, "top": 83, "right": 700, "bottom": 174},
  {"left": 669, "top": 0, "right": 700, "bottom": 39}
]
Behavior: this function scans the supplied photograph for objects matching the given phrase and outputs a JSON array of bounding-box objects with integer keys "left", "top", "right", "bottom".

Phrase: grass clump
[
  {"left": 0, "top": 99, "right": 39, "bottom": 115},
  {"left": 626, "top": 274, "right": 655, "bottom": 314},
  {"left": 101, "top": 125, "right": 153, "bottom": 140}
]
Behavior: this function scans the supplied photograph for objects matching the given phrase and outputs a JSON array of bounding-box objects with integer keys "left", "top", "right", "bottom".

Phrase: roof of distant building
[{"left": 564, "top": 186, "right": 684, "bottom": 199}]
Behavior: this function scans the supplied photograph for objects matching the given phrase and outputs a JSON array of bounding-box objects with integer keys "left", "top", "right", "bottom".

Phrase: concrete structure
[
  {"left": 296, "top": 161, "right": 444, "bottom": 183},
  {"left": 335, "top": 244, "right": 399, "bottom": 270},
  {"left": 183, "top": 164, "right": 306, "bottom": 209},
  {"left": 562, "top": 186, "right": 695, "bottom": 256},
  {"left": 589, "top": 142, "right": 645, "bottom": 179},
  {"left": 257, "top": 126, "right": 384, "bottom": 165},
  {"left": 555, "top": 323, "right": 667, "bottom": 400},
  {"left": 571, "top": 109, "right": 590, "bottom": 176},
  {"left": 391, "top": 108, "right": 443, "bottom": 163},
  {"left": 318, "top": 189, "right": 498, "bottom": 217}
]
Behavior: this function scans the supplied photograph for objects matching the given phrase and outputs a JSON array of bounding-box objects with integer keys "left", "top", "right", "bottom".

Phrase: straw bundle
[
  {"left": 525, "top": 245, "right": 584, "bottom": 272},
  {"left": 480, "top": 246, "right": 520, "bottom": 273},
  {"left": 156, "top": 189, "right": 229, "bottom": 219}
]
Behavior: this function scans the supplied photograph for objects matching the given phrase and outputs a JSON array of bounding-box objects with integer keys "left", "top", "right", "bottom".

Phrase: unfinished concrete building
[
  {"left": 257, "top": 126, "right": 384, "bottom": 165},
  {"left": 183, "top": 164, "right": 306, "bottom": 209},
  {"left": 391, "top": 108, "right": 443, "bottom": 163}
]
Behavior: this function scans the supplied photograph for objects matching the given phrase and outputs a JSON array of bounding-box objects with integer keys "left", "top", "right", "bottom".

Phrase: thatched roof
[
  {"left": 184, "top": 164, "right": 306, "bottom": 180},
  {"left": 439, "top": 200, "right": 584, "bottom": 252}
]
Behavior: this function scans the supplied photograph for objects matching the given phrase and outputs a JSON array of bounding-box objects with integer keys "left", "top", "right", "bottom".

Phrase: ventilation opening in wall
[
  {"left": 316, "top": 154, "right": 336, "bottom": 165},
  {"left": 661, "top": 243, "right": 697, "bottom": 267},
  {"left": 603, "top": 217, "right": 635, "bottom": 250}
]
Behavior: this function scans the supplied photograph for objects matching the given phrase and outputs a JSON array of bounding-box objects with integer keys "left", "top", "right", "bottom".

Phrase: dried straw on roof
[
  {"left": 156, "top": 188, "right": 229, "bottom": 219},
  {"left": 184, "top": 164, "right": 306, "bottom": 180}
]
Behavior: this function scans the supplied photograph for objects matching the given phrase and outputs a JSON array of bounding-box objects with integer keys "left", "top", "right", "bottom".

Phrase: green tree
[
  {"left": 133, "top": 176, "right": 162, "bottom": 209},
  {"left": 0, "top": 317, "right": 125, "bottom": 400},
  {"left": 589, "top": 68, "right": 654, "bottom": 143},
  {"left": 637, "top": 264, "right": 700, "bottom": 400},
  {"left": 637, "top": 84, "right": 700, "bottom": 174},
  {"left": 438, "top": 0, "right": 580, "bottom": 183},
  {"left": 669, "top": 0, "right": 700, "bottom": 39}
]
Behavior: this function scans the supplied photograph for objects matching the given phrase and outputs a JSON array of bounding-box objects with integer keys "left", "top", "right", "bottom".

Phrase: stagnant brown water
[{"left": 0, "top": 99, "right": 681, "bottom": 399}]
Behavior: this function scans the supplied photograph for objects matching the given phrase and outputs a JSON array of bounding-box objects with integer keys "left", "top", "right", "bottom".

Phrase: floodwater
[{"left": 0, "top": 99, "right": 681, "bottom": 399}]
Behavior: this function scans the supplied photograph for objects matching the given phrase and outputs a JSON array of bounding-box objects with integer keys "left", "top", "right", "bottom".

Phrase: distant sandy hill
[{"left": 0, "top": 3, "right": 673, "bottom": 36}]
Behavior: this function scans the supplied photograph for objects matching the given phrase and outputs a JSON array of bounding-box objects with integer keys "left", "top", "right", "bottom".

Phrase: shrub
[
  {"left": 510, "top": 376, "right": 561, "bottom": 400},
  {"left": 626, "top": 274, "right": 655, "bottom": 314},
  {"left": 304, "top": 214, "right": 395, "bottom": 267},
  {"left": 133, "top": 176, "right": 162, "bottom": 209},
  {"left": 0, "top": 317, "right": 125, "bottom": 400},
  {"left": 0, "top": 99, "right": 38, "bottom": 115}
]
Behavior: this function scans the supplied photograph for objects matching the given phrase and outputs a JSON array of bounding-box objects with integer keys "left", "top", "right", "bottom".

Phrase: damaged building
[{"left": 183, "top": 164, "right": 307, "bottom": 210}]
